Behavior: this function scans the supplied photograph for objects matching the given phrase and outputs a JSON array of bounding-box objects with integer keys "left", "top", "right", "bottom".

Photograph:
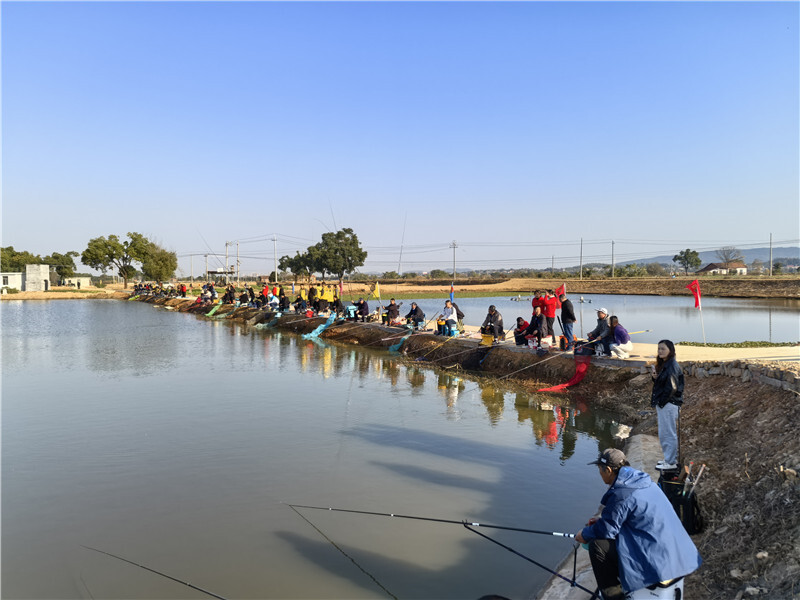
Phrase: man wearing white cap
[{"left": 587, "top": 308, "right": 612, "bottom": 356}]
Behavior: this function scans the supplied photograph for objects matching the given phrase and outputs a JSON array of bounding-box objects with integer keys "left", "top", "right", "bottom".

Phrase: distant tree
[
  {"left": 81, "top": 232, "right": 152, "bottom": 288},
  {"left": 43, "top": 251, "right": 80, "bottom": 280},
  {"left": 279, "top": 252, "right": 313, "bottom": 281},
  {"left": 645, "top": 262, "right": 667, "bottom": 276},
  {"left": 311, "top": 228, "right": 367, "bottom": 282},
  {"left": 715, "top": 246, "right": 744, "bottom": 270},
  {"left": 749, "top": 258, "right": 765, "bottom": 274},
  {"left": 140, "top": 245, "right": 178, "bottom": 282},
  {"left": 672, "top": 249, "right": 702, "bottom": 275},
  {"left": 381, "top": 271, "right": 400, "bottom": 280},
  {"left": 1, "top": 246, "right": 42, "bottom": 272},
  {"left": 429, "top": 269, "right": 450, "bottom": 279},
  {"left": 402, "top": 272, "right": 419, "bottom": 279},
  {"left": 773, "top": 261, "right": 784, "bottom": 274}
]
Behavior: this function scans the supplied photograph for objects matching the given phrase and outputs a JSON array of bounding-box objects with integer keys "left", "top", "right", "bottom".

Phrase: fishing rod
[
  {"left": 81, "top": 545, "right": 228, "bottom": 600},
  {"left": 285, "top": 504, "right": 576, "bottom": 538},
  {"left": 462, "top": 524, "right": 598, "bottom": 597},
  {"left": 286, "top": 505, "right": 397, "bottom": 599}
]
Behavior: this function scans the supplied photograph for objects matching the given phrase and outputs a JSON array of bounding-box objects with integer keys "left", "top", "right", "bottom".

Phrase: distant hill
[{"left": 622, "top": 246, "right": 799, "bottom": 267}]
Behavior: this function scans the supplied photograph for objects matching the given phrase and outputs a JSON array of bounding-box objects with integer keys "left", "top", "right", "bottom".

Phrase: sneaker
[{"left": 656, "top": 463, "right": 678, "bottom": 470}]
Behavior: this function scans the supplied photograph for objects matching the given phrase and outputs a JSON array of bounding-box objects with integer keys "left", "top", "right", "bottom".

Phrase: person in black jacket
[
  {"left": 480, "top": 305, "right": 504, "bottom": 343},
  {"left": 649, "top": 340, "right": 684, "bottom": 470},
  {"left": 405, "top": 302, "right": 425, "bottom": 329},
  {"left": 560, "top": 293, "right": 577, "bottom": 350},
  {"left": 382, "top": 298, "right": 401, "bottom": 326}
]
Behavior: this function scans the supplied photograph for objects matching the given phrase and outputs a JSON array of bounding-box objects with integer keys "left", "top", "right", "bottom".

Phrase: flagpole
[{"left": 699, "top": 303, "right": 707, "bottom": 345}]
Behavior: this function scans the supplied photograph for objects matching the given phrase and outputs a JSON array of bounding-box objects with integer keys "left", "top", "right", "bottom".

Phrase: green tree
[
  {"left": 381, "top": 271, "right": 400, "bottom": 280},
  {"left": 644, "top": 262, "right": 667, "bottom": 276},
  {"left": 43, "top": 251, "right": 79, "bottom": 280},
  {"left": 140, "top": 245, "right": 178, "bottom": 282},
  {"left": 310, "top": 228, "right": 367, "bottom": 282},
  {"left": 279, "top": 251, "right": 313, "bottom": 281},
  {"left": 81, "top": 232, "right": 152, "bottom": 288},
  {"left": 773, "top": 261, "right": 784, "bottom": 274},
  {"left": 672, "top": 249, "right": 702, "bottom": 275},
  {"left": 1, "top": 246, "right": 43, "bottom": 272},
  {"left": 429, "top": 269, "right": 450, "bottom": 279}
]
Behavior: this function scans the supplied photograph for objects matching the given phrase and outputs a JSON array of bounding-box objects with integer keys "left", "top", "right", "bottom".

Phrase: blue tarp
[{"left": 302, "top": 313, "right": 336, "bottom": 339}]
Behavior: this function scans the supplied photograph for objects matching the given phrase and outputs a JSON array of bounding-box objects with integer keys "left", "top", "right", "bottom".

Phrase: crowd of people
[{"left": 134, "top": 282, "right": 640, "bottom": 359}]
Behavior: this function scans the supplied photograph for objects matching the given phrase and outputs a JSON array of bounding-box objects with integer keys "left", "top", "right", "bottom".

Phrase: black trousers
[{"left": 588, "top": 539, "right": 625, "bottom": 600}]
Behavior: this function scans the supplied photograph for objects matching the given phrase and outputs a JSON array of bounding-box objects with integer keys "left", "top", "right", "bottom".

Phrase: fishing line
[
  {"left": 461, "top": 524, "right": 598, "bottom": 597},
  {"left": 81, "top": 545, "right": 228, "bottom": 600},
  {"left": 286, "top": 505, "right": 398, "bottom": 600}
]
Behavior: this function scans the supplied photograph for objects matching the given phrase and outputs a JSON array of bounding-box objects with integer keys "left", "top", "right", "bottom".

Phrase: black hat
[{"left": 588, "top": 448, "right": 627, "bottom": 469}]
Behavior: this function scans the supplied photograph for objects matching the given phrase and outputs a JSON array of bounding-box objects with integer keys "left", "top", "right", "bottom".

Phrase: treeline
[
  {"left": 2, "top": 232, "right": 178, "bottom": 288},
  {"left": 1, "top": 247, "right": 81, "bottom": 279}
]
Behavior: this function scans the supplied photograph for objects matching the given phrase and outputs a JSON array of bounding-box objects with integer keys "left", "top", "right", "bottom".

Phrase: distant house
[
  {"left": 1, "top": 264, "right": 52, "bottom": 292},
  {"left": 696, "top": 261, "right": 748, "bottom": 276},
  {"left": 63, "top": 276, "right": 93, "bottom": 289}
]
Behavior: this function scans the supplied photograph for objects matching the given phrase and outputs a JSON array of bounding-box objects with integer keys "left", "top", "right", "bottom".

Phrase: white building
[{"left": 0, "top": 264, "right": 52, "bottom": 292}]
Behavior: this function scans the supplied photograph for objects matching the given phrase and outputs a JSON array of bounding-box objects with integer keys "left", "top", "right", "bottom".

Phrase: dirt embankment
[{"left": 595, "top": 368, "right": 800, "bottom": 599}]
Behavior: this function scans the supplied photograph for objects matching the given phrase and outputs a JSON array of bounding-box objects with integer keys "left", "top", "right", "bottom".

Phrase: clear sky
[{"left": 2, "top": 1, "right": 798, "bottom": 277}]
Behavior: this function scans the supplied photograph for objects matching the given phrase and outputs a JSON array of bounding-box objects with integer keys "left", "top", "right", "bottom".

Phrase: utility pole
[
  {"left": 551, "top": 255, "right": 555, "bottom": 276},
  {"left": 579, "top": 238, "right": 583, "bottom": 280},
  {"left": 236, "top": 242, "right": 240, "bottom": 285},
  {"left": 205, "top": 254, "right": 208, "bottom": 281},
  {"left": 611, "top": 241, "right": 615, "bottom": 278},
  {"left": 769, "top": 232, "right": 773, "bottom": 277},
  {"left": 450, "top": 240, "right": 458, "bottom": 280},
  {"left": 190, "top": 255, "right": 193, "bottom": 283},
  {"left": 225, "top": 242, "right": 231, "bottom": 284},
  {"left": 273, "top": 235, "right": 278, "bottom": 284}
]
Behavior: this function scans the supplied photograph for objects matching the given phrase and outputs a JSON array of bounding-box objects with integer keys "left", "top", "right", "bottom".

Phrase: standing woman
[{"left": 650, "top": 340, "right": 684, "bottom": 471}]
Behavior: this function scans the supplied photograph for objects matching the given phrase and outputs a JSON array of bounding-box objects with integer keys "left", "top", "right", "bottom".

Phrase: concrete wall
[
  {"left": 24, "top": 264, "right": 50, "bottom": 292},
  {"left": 64, "top": 276, "right": 92, "bottom": 289},
  {"left": 1, "top": 272, "right": 24, "bottom": 291}
]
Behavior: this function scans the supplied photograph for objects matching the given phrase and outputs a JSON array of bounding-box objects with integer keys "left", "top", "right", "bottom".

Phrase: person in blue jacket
[{"left": 575, "top": 448, "right": 701, "bottom": 600}]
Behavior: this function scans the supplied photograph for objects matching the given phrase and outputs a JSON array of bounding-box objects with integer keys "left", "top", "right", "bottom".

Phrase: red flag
[
  {"left": 686, "top": 279, "right": 702, "bottom": 309},
  {"left": 555, "top": 283, "right": 566, "bottom": 297},
  {"left": 338, "top": 280, "right": 343, "bottom": 296}
]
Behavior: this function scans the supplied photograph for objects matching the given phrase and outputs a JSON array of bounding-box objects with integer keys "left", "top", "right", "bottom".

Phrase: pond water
[
  {"left": 2, "top": 300, "right": 625, "bottom": 600},
  {"left": 404, "top": 294, "right": 800, "bottom": 344}
]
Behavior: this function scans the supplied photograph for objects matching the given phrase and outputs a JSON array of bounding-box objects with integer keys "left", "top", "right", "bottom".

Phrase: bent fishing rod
[
  {"left": 81, "top": 545, "right": 228, "bottom": 600},
  {"left": 284, "top": 503, "right": 575, "bottom": 538}
]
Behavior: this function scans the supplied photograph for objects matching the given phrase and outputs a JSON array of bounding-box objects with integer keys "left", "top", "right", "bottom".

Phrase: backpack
[
  {"left": 453, "top": 303, "right": 465, "bottom": 320},
  {"left": 658, "top": 475, "right": 705, "bottom": 535}
]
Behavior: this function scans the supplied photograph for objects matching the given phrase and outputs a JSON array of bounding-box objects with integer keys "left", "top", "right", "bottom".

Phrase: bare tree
[{"left": 715, "top": 246, "right": 743, "bottom": 269}]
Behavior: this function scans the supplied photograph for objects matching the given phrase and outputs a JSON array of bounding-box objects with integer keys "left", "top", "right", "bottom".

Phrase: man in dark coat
[{"left": 560, "top": 293, "right": 576, "bottom": 351}]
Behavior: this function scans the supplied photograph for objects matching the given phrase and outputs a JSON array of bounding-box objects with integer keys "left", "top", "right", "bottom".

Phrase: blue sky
[{"left": 2, "top": 1, "right": 798, "bottom": 277}]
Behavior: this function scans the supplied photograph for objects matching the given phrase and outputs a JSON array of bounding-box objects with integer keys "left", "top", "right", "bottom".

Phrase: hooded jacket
[{"left": 580, "top": 466, "right": 701, "bottom": 592}]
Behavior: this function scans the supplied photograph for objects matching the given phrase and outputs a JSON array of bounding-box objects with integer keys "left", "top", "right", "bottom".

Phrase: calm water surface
[{"left": 3, "top": 300, "right": 623, "bottom": 600}]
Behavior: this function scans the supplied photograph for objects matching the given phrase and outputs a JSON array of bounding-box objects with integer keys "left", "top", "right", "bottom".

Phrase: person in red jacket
[{"left": 542, "top": 289, "right": 560, "bottom": 346}]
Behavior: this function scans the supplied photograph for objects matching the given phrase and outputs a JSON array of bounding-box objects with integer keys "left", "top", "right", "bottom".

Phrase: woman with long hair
[
  {"left": 650, "top": 340, "right": 684, "bottom": 470},
  {"left": 608, "top": 316, "right": 633, "bottom": 359}
]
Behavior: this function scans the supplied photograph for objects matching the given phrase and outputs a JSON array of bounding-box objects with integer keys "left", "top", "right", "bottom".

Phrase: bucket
[
  {"left": 480, "top": 334, "right": 494, "bottom": 346},
  {"left": 625, "top": 577, "right": 684, "bottom": 599}
]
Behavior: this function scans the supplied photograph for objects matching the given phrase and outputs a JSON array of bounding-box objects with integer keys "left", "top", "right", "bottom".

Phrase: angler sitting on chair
[
  {"left": 381, "top": 298, "right": 401, "bottom": 326},
  {"left": 404, "top": 302, "right": 425, "bottom": 330},
  {"left": 576, "top": 448, "right": 701, "bottom": 600},
  {"left": 480, "top": 305, "right": 504, "bottom": 344},
  {"left": 436, "top": 300, "right": 458, "bottom": 336}
]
